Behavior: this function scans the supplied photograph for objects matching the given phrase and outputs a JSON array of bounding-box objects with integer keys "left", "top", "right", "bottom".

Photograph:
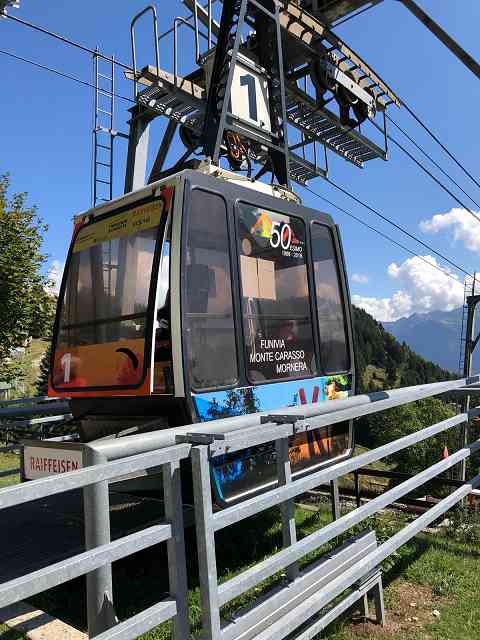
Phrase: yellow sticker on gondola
[{"left": 73, "top": 199, "right": 165, "bottom": 253}]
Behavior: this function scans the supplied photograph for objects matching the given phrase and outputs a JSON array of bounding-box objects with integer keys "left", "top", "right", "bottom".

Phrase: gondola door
[{"left": 180, "top": 173, "right": 355, "bottom": 505}]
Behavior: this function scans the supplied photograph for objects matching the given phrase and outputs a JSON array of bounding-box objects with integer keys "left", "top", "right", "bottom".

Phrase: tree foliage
[
  {"left": 207, "top": 388, "right": 261, "bottom": 419},
  {"left": 353, "top": 306, "right": 461, "bottom": 475},
  {"left": 360, "top": 398, "right": 456, "bottom": 474},
  {"left": 36, "top": 343, "right": 52, "bottom": 396},
  {"left": 0, "top": 174, "right": 55, "bottom": 382},
  {"left": 353, "top": 306, "right": 452, "bottom": 392}
]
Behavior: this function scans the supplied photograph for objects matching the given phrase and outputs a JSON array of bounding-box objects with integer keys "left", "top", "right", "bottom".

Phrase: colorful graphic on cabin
[
  {"left": 193, "top": 374, "right": 352, "bottom": 503},
  {"left": 193, "top": 374, "right": 351, "bottom": 421},
  {"left": 250, "top": 211, "right": 274, "bottom": 239}
]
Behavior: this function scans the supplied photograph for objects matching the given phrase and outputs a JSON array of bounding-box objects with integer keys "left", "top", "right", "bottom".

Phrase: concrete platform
[{"left": 0, "top": 602, "right": 86, "bottom": 640}]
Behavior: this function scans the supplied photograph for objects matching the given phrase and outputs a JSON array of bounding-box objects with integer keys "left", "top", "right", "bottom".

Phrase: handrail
[
  {"left": 130, "top": 5, "right": 160, "bottom": 100},
  {"left": 3, "top": 375, "right": 480, "bottom": 640},
  {"left": 174, "top": 17, "right": 201, "bottom": 86},
  {"left": 82, "top": 376, "right": 479, "bottom": 462}
]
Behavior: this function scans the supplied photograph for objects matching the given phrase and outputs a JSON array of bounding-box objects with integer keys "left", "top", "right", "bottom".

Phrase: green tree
[
  {"left": 364, "top": 397, "right": 456, "bottom": 474},
  {"left": 0, "top": 174, "right": 53, "bottom": 383},
  {"left": 36, "top": 343, "right": 52, "bottom": 396}
]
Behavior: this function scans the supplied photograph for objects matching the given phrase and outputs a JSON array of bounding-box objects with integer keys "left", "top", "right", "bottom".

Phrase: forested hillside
[
  {"left": 352, "top": 306, "right": 463, "bottom": 471},
  {"left": 353, "top": 306, "right": 454, "bottom": 392}
]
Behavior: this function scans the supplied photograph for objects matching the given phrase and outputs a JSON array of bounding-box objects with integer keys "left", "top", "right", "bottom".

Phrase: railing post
[
  {"left": 354, "top": 470, "right": 361, "bottom": 508},
  {"left": 191, "top": 445, "right": 221, "bottom": 640},
  {"left": 330, "top": 479, "right": 341, "bottom": 520},
  {"left": 163, "top": 460, "right": 190, "bottom": 640},
  {"left": 83, "top": 447, "right": 117, "bottom": 638},
  {"left": 460, "top": 285, "right": 479, "bottom": 481},
  {"left": 275, "top": 437, "right": 298, "bottom": 581}
]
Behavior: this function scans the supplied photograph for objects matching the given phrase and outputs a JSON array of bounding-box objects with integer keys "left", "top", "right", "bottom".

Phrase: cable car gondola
[
  {"left": 46, "top": 0, "right": 399, "bottom": 502},
  {"left": 49, "top": 165, "right": 354, "bottom": 503}
]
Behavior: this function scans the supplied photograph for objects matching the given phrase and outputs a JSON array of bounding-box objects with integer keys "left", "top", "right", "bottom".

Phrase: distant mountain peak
[{"left": 381, "top": 306, "right": 465, "bottom": 372}]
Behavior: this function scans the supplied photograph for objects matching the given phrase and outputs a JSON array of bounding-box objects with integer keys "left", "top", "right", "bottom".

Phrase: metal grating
[
  {"left": 129, "top": 65, "right": 383, "bottom": 180},
  {"left": 286, "top": 89, "right": 385, "bottom": 167}
]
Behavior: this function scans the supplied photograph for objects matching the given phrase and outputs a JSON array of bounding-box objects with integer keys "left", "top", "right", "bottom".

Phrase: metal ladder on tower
[
  {"left": 458, "top": 273, "right": 477, "bottom": 374},
  {"left": 92, "top": 51, "right": 128, "bottom": 207}
]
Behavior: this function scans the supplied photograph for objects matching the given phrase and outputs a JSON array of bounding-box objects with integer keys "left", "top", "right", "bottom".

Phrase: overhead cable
[
  {"left": 402, "top": 103, "right": 480, "bottom": 191},
  {"left": 0, "top": 49, "right": 134, "bottom": 103},
  {"left": 3, "top": 13, "right": 133, "bottom": 70},
  {"left": 333, "top": 2, "right": 379, "bottom": 27},
  {"left": 1, "top": 48, "right": 472, "bottom": 281},
  {"left": 325, "top": 177, "right": 472, "bottom": 277},
  {"left": 386, "top": 115, "right": 480, "bottom": 210},
  {"left": 6, "top": 5, "right": 480, "bottom": 196},
  {"left": 302, "top": 184, "right": 468, "bottom": 283},
  {"left": 385, "top": 131, "right": 480, "bottom": 224}
]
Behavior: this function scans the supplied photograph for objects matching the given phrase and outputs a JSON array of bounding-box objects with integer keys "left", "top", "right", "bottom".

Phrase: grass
[
  {"left": 33, "top": 501, "right": 480, "bottom": 640},
  {"left": 0, "top": 624, "right": 24, "bottom": 640},
  {"left": 328, "top": 534, "right": 480, "bottom": 640},
  {"left": 0, "top": 443, "right": 19, "bottom": 488}
]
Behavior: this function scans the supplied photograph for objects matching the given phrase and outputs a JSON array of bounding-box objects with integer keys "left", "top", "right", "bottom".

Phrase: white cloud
[
  {"left": 351, "top": 273, "right": 369, "bottom": 284},
  {"left": 352, "top": 255, "right": 464, "bottom": 322},
  {"left": 46, "top": 260, "right": 64, "bottom": 296},
  {"left": 420, "top": 208, "right": 480, "bottom": 252}
]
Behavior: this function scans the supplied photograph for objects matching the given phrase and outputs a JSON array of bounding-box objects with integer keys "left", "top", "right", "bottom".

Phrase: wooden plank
[
  {"left": 280, "top": 2, "right": 401, "bottom": 107},
  {"left": 124, "top": 65, "right": 206, "bottom": 103}
]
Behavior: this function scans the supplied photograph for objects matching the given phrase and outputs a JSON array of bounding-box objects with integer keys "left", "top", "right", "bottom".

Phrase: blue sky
[{"left": 1, "top": 1, "right": 480, "bottom": 321}]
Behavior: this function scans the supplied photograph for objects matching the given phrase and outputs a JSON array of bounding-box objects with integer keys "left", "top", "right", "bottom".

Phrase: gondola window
[
  {"left": 237, "top": 203, "right": 316, "bottom": 382},
  {"left": 185, "top": 190, "right": 238, "bottom": 390},
  {"left": 311, "top": 223, "right": 350, "bottom": 373}
]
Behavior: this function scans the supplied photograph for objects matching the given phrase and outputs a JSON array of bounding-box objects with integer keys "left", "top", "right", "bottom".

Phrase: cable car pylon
[{"left": 124, "top": 0, "right": 401, "bottom": 191}]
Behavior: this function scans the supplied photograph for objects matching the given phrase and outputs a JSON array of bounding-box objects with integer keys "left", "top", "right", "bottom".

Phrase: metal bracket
[
  {"left": 176, "top": 433, "right": 216, "bottom": 445},
  {"left": 0, "top": 0, "right": 19, "bottom": 16},
  {"left": 260, "top": 414, "right": 305, "bottom": 425}
]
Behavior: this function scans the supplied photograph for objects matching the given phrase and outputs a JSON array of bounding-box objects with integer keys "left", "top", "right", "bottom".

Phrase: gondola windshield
[{"left": 52, "top": 189, "right": 173, "bottom": 390}]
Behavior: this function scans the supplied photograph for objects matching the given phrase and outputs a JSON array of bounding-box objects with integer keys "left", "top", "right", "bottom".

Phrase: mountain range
[{"left": 382, "top": 307, "right": 475, "bottom": 373}]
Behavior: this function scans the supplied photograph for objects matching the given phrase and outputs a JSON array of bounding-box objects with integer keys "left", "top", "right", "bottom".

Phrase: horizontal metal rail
[
  {"left": 93, "top": 599, "right": 177, "bottom": 640},
  {"left": 0, "top": 441, "right": 190, "bottom": 640},
  {"left": 0, "top": 396, "right": 64, "bottom": 407},
  {"left": 86, "top": 378, "right": 479, "bottom": 463},
  {"left": 2, "top": 377, "right": 480, "bottom": 640},
  {"left": 0, "top": 523, "right": 172, "bottom": 608},
  {"left": 188, "top": 375, "right": 480, "bottom": 639},
  {"left": 0, "top": 443, "right": 191, "bottom": 509},
  {"left": 212, "top": 410, "right": 479, "bottom": 529},
  {"left": 353, "top": 467, "right": 467, "bottom": 488},
  {"left": 0, "top": 401, "right": 71, "bottom": 418},
  {"left": 0, "top": 468, "right": 18, "bottom": 479},
  {"left": 0, "top": 446, "right": 17, "bottom": 454},
  {"left": 217, "top": 439, "right": 479, "bottom": 605},
  {"left": 6, "top": 414, "right": 72, "bottom": 428},
  {"left": 259, "top": 473, "right": 480, "bottom": 640}
]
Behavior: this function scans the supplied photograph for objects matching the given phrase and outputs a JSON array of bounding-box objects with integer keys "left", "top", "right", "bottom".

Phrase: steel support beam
[
  {"left": 399, "top": 0, "right": 480, "bottom": 81},
  {"left": 460, "top": 287, "right": 480, "bottom": 480},
  {"left": 124, "top": 106, "right": 155, "bottom": 194}
]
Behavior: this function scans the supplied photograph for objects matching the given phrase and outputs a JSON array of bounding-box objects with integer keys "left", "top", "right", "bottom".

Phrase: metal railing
[
  {"left": 0, "top": 397, "right": 72, "bottom": 436},
  {"left": 0, "top": 443, "right": 190, "bottom": 639},
  {"left": 177, "top": 375, "right": 480, "bottom": 640},
  {"left": 2, "top": 376, "right": 480, "bottom": 639},
  {"left": 0, "top": 396, "right": 73, "bottom": 480}
]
